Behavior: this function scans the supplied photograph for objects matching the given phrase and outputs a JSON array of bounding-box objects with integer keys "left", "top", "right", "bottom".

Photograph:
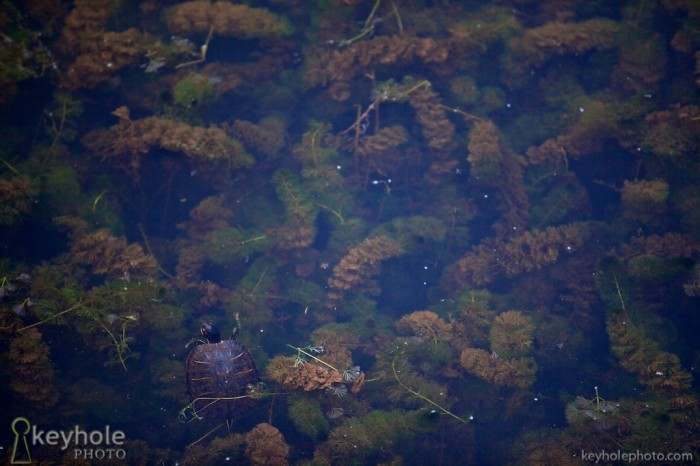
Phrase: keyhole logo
[
  {"left": 10, "top": 417, "right": 32, "bottom": 464},
  {"left": 7, "top": 418, "right": 126, "bottom": 461}
]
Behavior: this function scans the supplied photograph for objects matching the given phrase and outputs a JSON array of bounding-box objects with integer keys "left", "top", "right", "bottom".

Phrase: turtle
[{"left": 185, "top": 319, "right": 259, "bottom": 420}]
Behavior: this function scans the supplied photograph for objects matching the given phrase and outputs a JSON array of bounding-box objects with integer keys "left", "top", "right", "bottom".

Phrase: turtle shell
[{"left": 185, "top": 339, "right": 259, "bottom": 419}]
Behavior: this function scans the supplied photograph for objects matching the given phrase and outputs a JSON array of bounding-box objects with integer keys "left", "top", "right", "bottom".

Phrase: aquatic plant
[
  {"left": 459, "top": 348, "right": 537, "bottom": 388},
  {"left": 202, "top": 227, "right": 269, "bottom": 265},
  {"left": 229, "top": 257, "right": 277, "bottom": 328},
  {"left": 306, "top": 36, "right": 449, "bottom": 101},
  {"left": 181, "top": 433, "right": 245, "bottom": 465},
  {"left": 244, "top": 422, "right": 290, "bottom": 466},
  {"left": 272, "top": 168, "right": 318, "bottom": 251},
  {"left": 227, "top": 117, "right": 287, "bottom": 161},
  {"left": 373, "top": 215, "right": 448, "bottom": 252},
  {"left": 607, "top": 313, "right": 696, "bottom": 411},
  {"left": 43, "top": 92, "right": 83, "bottom": 153},
  {"left": 62, "top": 28, "right": 149, "bottom": 91},
  {"left": 0, "top": 176, "right": 36, "bottom": 225},
  {"left": 449, "top": 289, "right": 494, "bottom": 347},
  {"left": 173, "top": 73, "right": 216, "bottom": 108},
  {"left": 612, "top": 19, "right": 667, "bottom": 95},
  {"left": 528, "top": 173, "right": 590, "bottom": 228},
  {"left": 598, "top": 257, "right": 699, "bottom": 421},
  {"left": 164, "top": 2, "right": 293, "bottom": 39},
  {"left": 620, "top": 179, "right": 669, "bottom": 225},
  {"left": 683, "top": 263, "right": 700, "bottom": 297},
  {"left": 395, "top": 310, "right": 451, "bottom": 347},
  {"left": 467, "top": 120, "right": 503, "bottom": 181},
  {"left": 54, "top": 216, "right": 159, "bottom": 280},
  {"left": 327, "top": 234, "right": 404, "bottom": 308},
  {"left": 266, "top": 354, "right": 341, "bottom": 391},
  {"left": 641, "top": 105, "right": 700, "bottom": 161},
  {"left": 27, "top": 284, "right": 140, "bottom": 371},
  {"left": 502, "top": 19, "right": 621, "bottom": 85},
  {"left": 178, "top": 195, "right": 234, "bottom": 239},
  {"left": 488, "top": 310, "right": 534, "bottom": 359},
  {"left": 82, "top": 111, "right": 253, "bottom": 178},
  {"left": 313, "top": 409, "right": 427, "bottom": 465},
  {"left": 526, "top": 99, "right": 627, "bottom": 168},
  {"left": 287, "top": 395, "right": 329, "bottom": 441},
  {"left": 265, "top": 344, "right": 364, "bottom": 396},
  {"left": 0, "top": 1, "right": 56, "bottom": 102},
  {"left": 390, "top": 354, "right": 467, "bottom": 423},
  {"left": 6, "top": 326, "right": 59, "bottom": 408},
  {"left": 310, "top": 322, "right": 361, "bottom": 370},
  {"left": 447, "top": 222, "right": 590, "bottom": 289}
]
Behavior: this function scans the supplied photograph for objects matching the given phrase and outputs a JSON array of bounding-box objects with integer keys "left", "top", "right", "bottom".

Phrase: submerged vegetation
[{"left": 1, "top": 0, "right": 700, "bottom": 464}]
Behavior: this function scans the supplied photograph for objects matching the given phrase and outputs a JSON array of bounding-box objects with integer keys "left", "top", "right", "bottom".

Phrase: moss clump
[
  {"left": 449, "top": 75, "right": 480, "bottom": 106},
  {"left": 627, "top": 255, "right": 686, "bottom": 285},
  {"left": 173, "top": 74, "right": 215, "bottom": 107},
  {"left": 314, "top": 410, "right": 425, "bottom": 465},
  {"left": 203, "top": 227, "right": 269, "bottom": 265},
  {"left": 288, "top": 395, "right": 329, "bottom": 441},
  {"left": 40, "top": 164, "right": 81, "bottom": 215}
]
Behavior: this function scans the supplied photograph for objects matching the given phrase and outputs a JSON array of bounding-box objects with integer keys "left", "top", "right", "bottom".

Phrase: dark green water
[{"left": 1, "top": 1, "right": 699, "bottom": 464}]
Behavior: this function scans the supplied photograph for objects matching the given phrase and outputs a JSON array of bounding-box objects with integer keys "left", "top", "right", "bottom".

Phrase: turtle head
[{"left": 200, "top": 321, "right": 221, "bottom": 343}]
